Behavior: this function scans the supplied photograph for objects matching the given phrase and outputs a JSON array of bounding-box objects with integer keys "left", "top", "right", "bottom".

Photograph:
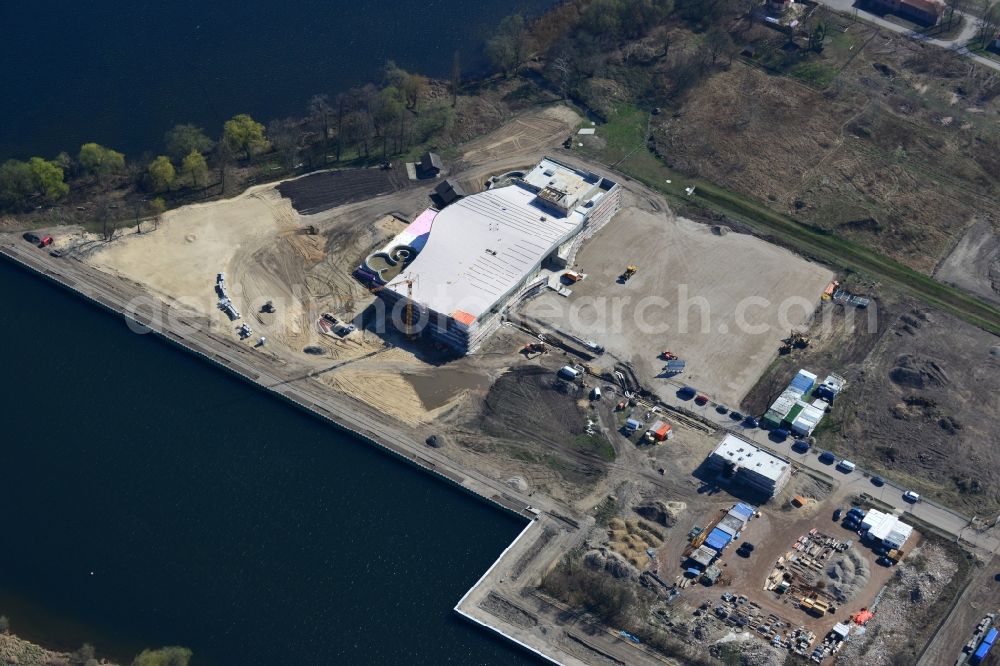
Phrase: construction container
[
  {"left": 646, "top": 420, "right": 672, "bottom": 442},
  {"left": 558, "top": 366, "right": 579, "bottom": 380}
]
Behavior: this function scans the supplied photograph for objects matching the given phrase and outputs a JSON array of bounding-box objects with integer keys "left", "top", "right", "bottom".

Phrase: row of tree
[{"left": 1, "top": 59, "right": 453, "bottom": 214}]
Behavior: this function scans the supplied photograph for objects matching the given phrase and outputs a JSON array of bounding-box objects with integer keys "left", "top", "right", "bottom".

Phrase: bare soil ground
[
  {"left": 519, "top": 200, "right": 834, "bottom": 407},
  {"left": 276, "top": 167, "right": 411, "bottom": 215},
  {"left": 653, "top": 29, "right": 1000, "bottom": 274},
  {"left": 822, "top": 306, "right": 1000, "bottom": 516},
  {"left": 935, "top": 218, "right": 1000, "bottom": 306}
]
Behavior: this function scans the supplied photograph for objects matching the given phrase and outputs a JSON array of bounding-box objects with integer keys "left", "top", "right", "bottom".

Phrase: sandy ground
[
  {"left": 88, "top": 184, "right": 298, "bottom": 330},
  {"left": 519, "top": 200, "right": 834, "bottom": 407},
  {"left": 935, "top": 218, "right": 1000, "bottom": 306}
]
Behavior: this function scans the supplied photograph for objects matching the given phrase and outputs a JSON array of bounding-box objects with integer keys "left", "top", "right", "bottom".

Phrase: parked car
[
  {"left": 695, "top": 394, "right": 709, "bottom": 406},
  {"left": 833, "top": 507, "right": 843, "bottom": 521},
  {"left": 836, "top": 459, "right": 856, "bottom": 473},
  {"left": 792, "top": 439, "right": 810, "bottom": 453},
  {"left": 819, "top": 451, "right": 836, "bottom": 464},
  {"left": 742, "top": 415, "right": 758, "bottom": 428},
  {"left": 876, "top": 556, "right": 894, "bottom": 567},
  {"left": 677, "top": 386, "right": 696, "bottom": 400},
  {"left": 871, "top": 476, "right": 885, "bottom": 487},
  {"left": 22, "top": 232, "right": 40, "bottom": 244},
  {"left": 903, "top": 490, "right": 921, "bottom": 503},
  {"left": 847, "top": 507, "right": 865, "bottom": 519},
  {"left": 730, "top": 411, "right": 744, "bottom": 422},
  {"left": 772, "top": 427, "right": 790, "bottom": 441},
  {"left": 716, "top": 404, "right": 729, "bottom": 415}
]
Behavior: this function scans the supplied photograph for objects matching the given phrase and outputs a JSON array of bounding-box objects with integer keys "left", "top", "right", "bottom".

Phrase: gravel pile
[{"left": 837, "top": 543, "right": 958, "bottom": 665}]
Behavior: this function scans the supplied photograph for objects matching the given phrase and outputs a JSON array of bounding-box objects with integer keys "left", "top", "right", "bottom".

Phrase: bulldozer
[{"left": 620, "top": 265, "right": 638, "bottom": 282}]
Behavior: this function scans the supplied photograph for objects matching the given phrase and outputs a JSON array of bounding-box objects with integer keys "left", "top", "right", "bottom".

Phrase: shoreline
[{"left": 0, "top": 241, "right": 598, "bottom": 665}]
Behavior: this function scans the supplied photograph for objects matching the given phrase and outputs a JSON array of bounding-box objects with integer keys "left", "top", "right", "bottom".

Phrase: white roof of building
[
  {"left": 770, "top": 387, "right": 805, "bottom": 417},
  {"left": 861, "top": 509, "right": 914, "bottom": 548},
  {"left": 711, "top": 434, "right": 790, "bottom": 482},
  {"left": 386, "top": 158, "right": 614, "bottom": 324},
  {"left": 521, "top": 158, "right": 600, "bottom": 212}
]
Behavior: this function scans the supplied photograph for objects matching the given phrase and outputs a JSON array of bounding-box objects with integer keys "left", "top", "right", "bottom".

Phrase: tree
[
  {"left": 131, "top": 646, "right": 192, "bottom": 666},
  {"left": 979, "top": 0, "right": 1000, "bottom": 47},
  {"left": 809, "top": 20, "right": 828, "bottom": 52},
  {"left": 451, "top": 50, "right": 461, "bottom": 107},
  {"left": 71, "top": 642, "right": 97, "bottom": 666},
  {"left": 28, "top": 157, "right": 68, "bottom": 201},
  {"left": 402, "top": 73, "right": 428, "bottom": 110},
  {"left": 146, "top": 155, "right": 176, "bottom": 192},
  {"left": 268, "top": 117, "right": 300, "bottom": 169},
  {"left": 0, "top": 160, "right": 35, "bottom": 210},
  {"left": 308, "top": 94, "right": 332, "bottom": 154},
  {"left": 704, "top": 25, "right": 735, "bottom": 65},
  {"left": 486, "top": 14, "right": 530, "bottom": 76},
  {"left": 180, "top": 150, "right": 208, "bottom": 187},
  {"left": 78, "top": 143, "right": 125, "bottom": 177},
  {"left": 222, "top": 113, "right": 269, "bottom": 159},
  {"left": 944, "top": 0, "right": 964, "bottom": 27},
  {"left": 150, "top": 197, "right": 166, "bottom": 230},
  {"left": 163, "top": 124, "right": 213, "bottom": 162}
]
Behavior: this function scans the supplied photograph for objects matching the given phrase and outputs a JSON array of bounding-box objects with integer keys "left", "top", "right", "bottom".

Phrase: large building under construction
[{"left": 355, "top": 157, "right": 621, "bottom": 353}]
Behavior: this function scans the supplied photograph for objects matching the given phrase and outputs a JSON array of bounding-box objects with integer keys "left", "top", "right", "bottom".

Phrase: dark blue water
[
  {"left": 0, "top": 256, "right": 536, "bottom": 665},
  {"left": 0, "top": 0, "right": 551, "bottom": 160}
]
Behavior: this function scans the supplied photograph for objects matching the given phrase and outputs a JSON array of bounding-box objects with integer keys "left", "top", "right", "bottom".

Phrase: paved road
[
  {"left": 627, "top": 379, "right": 1000, "bottom": 556},
  {"left": 816, "top": 0, "right": 1000, "bottom": 73}
]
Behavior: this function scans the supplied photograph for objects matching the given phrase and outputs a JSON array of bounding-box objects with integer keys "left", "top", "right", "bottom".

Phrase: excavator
[
  {"left": 522, "top": 341, "right": 547, "bottom": 358},
  {"left": 779, "top": 331, "right": 810, "bottom": 354}
]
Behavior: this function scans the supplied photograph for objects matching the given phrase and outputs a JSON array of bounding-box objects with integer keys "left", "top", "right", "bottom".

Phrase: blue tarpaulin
[
  {"left": 732, "top": 503, "right": 755, "bottom": 520},
  {"left": 705, "top": 528, "right": 732, "bottom": 551},
  {"left": 685, "top": 567, "right": 701, "bottom": 577}
]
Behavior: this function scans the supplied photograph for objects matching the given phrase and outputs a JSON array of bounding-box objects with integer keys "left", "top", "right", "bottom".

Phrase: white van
[
  {"left": 903, "top": 490, "right": 920, "bottom": 503},
  {"left": 591, "top": 386, "right": 601, "bottom": 400},
  {"left": 837, "top": 460, "right": 856, "bottom": 473}
]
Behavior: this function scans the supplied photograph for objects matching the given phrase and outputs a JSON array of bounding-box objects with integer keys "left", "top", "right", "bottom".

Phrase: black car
[
  {"left": 716, "top": 404, "right": 729, "bottom": 415},
  {"left": 792, "top": 439, "right": 810, "bottom": 453},
  {"left": 730, "top": 411, "right": 743, "bottom": 421},
  {"left": 833, "top": 507, "right": 843, "bottom": 521},
  {"left": 871, "top": 476, "right": 885, "bottom": 487},
  {"left": 742, "top": 415, "right": 757, "bottom": 428},
  {"left": 819, "top": 451, "right": 836, "bottom": 464},
  {"left": 22, "top": 232, "right": 40, "bottom": 244},
  {"left": 677, "top": 386, "right": 697, "bottom": 400}
]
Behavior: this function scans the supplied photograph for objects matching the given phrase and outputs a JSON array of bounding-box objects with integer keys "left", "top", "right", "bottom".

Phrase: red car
[
  {"left": 695, "top": 394, "right": 709, "bottom": 406},
  {"left": 38, "top": 235, "right": 53, "bottom": 248}
]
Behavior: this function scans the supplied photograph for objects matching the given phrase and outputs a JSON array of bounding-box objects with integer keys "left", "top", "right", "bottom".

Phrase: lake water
[
  {"left": 0, "top": 0, "right": 552, "bottom": 160},
  {"left": 0, "top": 260, "right": 536, "bottom": 666}
]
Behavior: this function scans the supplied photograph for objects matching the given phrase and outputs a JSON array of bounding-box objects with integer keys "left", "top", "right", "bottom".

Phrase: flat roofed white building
[
  {"left": 860, "top": 509, "right": 914, "bottom": 549},
  {"left": 367, "top": 157, "right": 621, "bottom": 352},
  {"left": 706, "top": 434, "right": 792, "bottom": 498}
]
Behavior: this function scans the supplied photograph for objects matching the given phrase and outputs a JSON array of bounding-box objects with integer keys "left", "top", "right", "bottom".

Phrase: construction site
[{"left": 8, "top": 100, "right": 999, "bottom": 666}]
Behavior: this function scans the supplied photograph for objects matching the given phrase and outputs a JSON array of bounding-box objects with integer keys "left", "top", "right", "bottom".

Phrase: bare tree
[
  {"left": 308, "top": 94, "right": 332, "bottom": 156},
  {"left": 268, "top": 117, "right": 300, "bottom": 169},
  {"left": 451, "top": 50, "right": 461, "bottom": 107},
  {"left": 944, "top": 0, "right": 964, "bottom": 27}
]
